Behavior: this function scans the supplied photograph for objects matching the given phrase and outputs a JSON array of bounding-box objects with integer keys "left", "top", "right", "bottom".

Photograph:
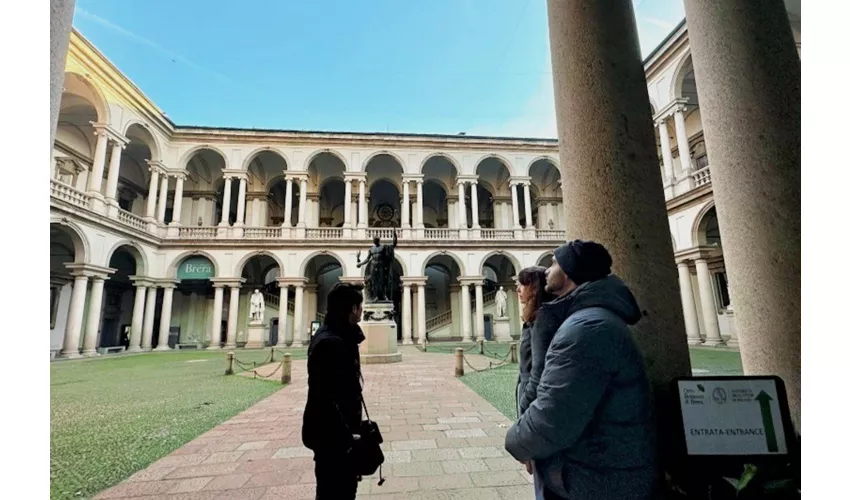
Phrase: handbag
[{"left": 352, "top": 393, "right": 386, "bottom": 485}]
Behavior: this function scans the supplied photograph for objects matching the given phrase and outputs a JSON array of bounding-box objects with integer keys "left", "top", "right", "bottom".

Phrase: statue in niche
[
  {"left": 356, "top": 230, "right": 398, "bottom": 302},
  {"left": 495, "top": 286, "right": 508, "bottom": 318},
  {"left": 548, "top": 219, "right": 555, "bottom": 230},
  {"left": 249, "top": 289, "right": 265, "bottom": 323}
]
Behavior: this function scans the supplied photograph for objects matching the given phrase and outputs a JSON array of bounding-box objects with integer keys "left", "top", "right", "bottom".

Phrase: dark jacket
[
  {"left": 302, "top": 321, "right": 365, "bottom": 455},
  {"left": 517, "top": 296, "right": 571, "bottom": 416},
  {"left": 515, "top": 322, "right": 533, "bottom": 419},
  {"left": 505, "top": 275, "right": 657, "bottom": 500}
]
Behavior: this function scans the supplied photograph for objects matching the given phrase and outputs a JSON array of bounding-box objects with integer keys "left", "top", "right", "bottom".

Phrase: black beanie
[{"left": 553, "top": 240, "right": 613, "bottom": 285}]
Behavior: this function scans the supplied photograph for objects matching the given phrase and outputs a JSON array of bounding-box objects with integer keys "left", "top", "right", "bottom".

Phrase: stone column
[
  {"left": 672, "top": 106, "right": 693, "bottom": 174},
  {"left": 343, "top": 178, "right": 353, "bottom": 228},
  {"left": 144, "top": 167, "right": 160, "bottom": 220},
  {"left": 416, "top": 180, "right": 425, "bottom": 229},
  {"left": 474, "top": 282, "right": 485, "bottom": 341},
  {"left": 683, "top": 0, "right": 801, "bottom": 427},
  {"left": 470, "top": 181, "right": 480, "bottom": 228},
  {"left": 294, "top": 283, "right": 306, "bottom": 345},
  {"left": 141, "top": 285, "right": 158, "bottom": 350},
  {"left": 546, "top": 0, "right": 691, "bottom": 388},
  {"left": 460, "top": 282, "right": 472, "bottom": 342},
  {"left": 522, "top": 183, "right": 534, "bottom": 229},
  {"left": 155, "top": 285, "right": 176, "bottom": 350},
  {"left": 277, "top": 283, "right": 290, "bottom": 346},
  {"left": 694, "top": 259, "right": 724, "bottom": 346},
  {"left": 81, "top": 277, "right": 106, "bottom": 356},
  {"left": 86, "top": 128, "right": 108, "bottom": 196},
  {"left": 456, "top": 181, "right": 467, "bottom": 229},
  {"left": 225, "top": 285, "right": 240, "bottom": 348},
  {"left": 235, "top": 177, "right": 247, "bottom": 226},
  {"left": 401, "top": 180, "right": 410, "bottom": 228},
  {"left": 677, "top": 262, "right": 703, "bottom": 345},
  {"left": 283, "top": 178, "right": 294, "bottom": 227},
  {"left": 656, "top": 119, "right": 676, "bottom": 184},
  {"left": 104, "top": 140, "right": 125, "bottom": 206},
  {"left": 170, "top": 175, "right": 184, "bottom": 226},
  {"left": 128, "top": 282, "right": 147, "bottom": 351},
  {"left": 60, "top": 274, "right": 89, "bottom": 358},
  {"left": 510, "top": 183, "right": 521, "bottom": 228},
  {"left": 50, "top": 0, "right": 77, "bottom": 151},
  {"left": 417, "top": 283, "right": 427, "bottom": 344},
  {"left": 219, "top": 176, "right": 232, "bottom": 226},
  {"left": 401, "top": 283, "right": 413, "bottom": 344},
  {"left": 156, "top": 175, "right": 170, "bottom": 223},
  {"left": 298, "top": 178, "right": 308, "bottom": 227},
  {"left": 209, "top": 284, "right": 225, "bottom": 349},
  {"left": 358, "top": 180, "right": 368, "bottom": 228}
]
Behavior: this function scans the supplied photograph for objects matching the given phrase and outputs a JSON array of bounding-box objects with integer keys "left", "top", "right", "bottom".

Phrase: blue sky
[{"left": 72, "top": 0, "right": 684, "bottom": 138}]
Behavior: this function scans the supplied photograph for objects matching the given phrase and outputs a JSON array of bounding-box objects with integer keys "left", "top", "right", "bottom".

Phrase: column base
[
  {"left": 166, "top": 225, "right": 180, "bottom": 238},
  {"left": 231, "top": 226, "right": 244, "bottom": 239},
  {"left": 59, "top": 350, "right": 83, "bottom": 359},
  {"left": 206, "top": 344, "right": 222, "bottom": 350},
  {"left": 295, "top": 226, "right": 306, "bottom": 239},
  {"left": 402, "top": 338, "right": 414, "bottom": 345},
  {"left": 343, "top": 227, "right": 352, "bottom": 238},
  {"left": 462, "top": 335, "right": 472, "bottom": 343},
  {"left": 126, "top": 346, "right": 144, "bottom": 353},
  {"left": 726, "top": 339, "right": 740, "bottom": 349},
  {"left": 81, "top": 350, "right": 100, "bottom": 358},
  {"left": 687, "top": 338, "right": 705, "bottom": 346},
  {"left": 471, "top": 228, "right": 481, "bottom": 239},
  {"left": 141, "top": 346, "right": 153, "bottom": 352},
  {"left": 105, "top": 199, "right": 120, "bottom": 218},
  {"left": 703, "top": 338, "right": 727, "bottom": 347},
  {"left": 154, "top": 345, "right": 171, "bottom": 351},
  {"left": 224, "top": 343, "right": 238, "bottom": 349}
]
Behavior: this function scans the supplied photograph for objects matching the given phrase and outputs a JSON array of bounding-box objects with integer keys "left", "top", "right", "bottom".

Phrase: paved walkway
[{"left": 95, "top": 347, "right": 533, "bottom": 499}]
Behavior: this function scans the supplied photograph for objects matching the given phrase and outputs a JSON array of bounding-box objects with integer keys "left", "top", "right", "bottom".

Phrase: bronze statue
[{"left": 356, "top": 231, "right": 398, "bottom": 302}]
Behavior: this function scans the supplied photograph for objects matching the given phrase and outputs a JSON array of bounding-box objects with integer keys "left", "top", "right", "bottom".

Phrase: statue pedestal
[
  {"left": 493, "top": 317, "right": 513, "bottom": 342},
  {"left": 246, "top": 321, "right": 267, "bottom": 349},
  {"left": 359, "top": 301, "right": 402, "bottom": 364}
]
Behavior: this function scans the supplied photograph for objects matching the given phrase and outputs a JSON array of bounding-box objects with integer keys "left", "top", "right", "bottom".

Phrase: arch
[
  {"left": 124, "top": 122, "right": 162, "bottom": 163},
  {"left": 527, "top": 155, "right": 560, "bottom": 171},
  {"left": 178, "top": 144, "right": 230, "bottom": 170},
  {"left": 49, "top": 218, "right": 89, "bottom": 264},
  {"left": 298, "top": 250, "right": 349, "bottom": 277},
  {"left": 648, "top": 96, "right": 659, "bottom": 116},
  {"left": 669, "top": 50, "right": 693, "bottom": 102},
  {"left": 536, "top": 251, "right": 554, "bottom": 268},
  {"left": 167, "top": 250, "right": 220, "bottom": 278},
  {"left": 363, "top": 150, "right": 406, "bottom": 173},
  {"left": 62, "top": 71, "right": 110, "bottom": 124},
  {"left": 235, "top": 251, "right": 285, "bottom": 278},
  {"left": 691, "top": 200, "right": 717, "bottom": 247},
  {"left": 242, "top": 146, "right": 290, "bottom": 171},
  {"left": 318, "top": 176, "right": 345, "bottom": 191},
  {"left": 420, "top": 250, "right": 466, "bottom": 276},
  {"left": 303, "top": 148, "right": 349, "bottom": 171},
  {"left": 474, "top": 154, "right": 515, "bottom": 177},
  {"left": 419, "top": 152, "right": 461, "bottom": 174},
  {"left": 104, "top": 240, "right": 149, "bottom": 275},
  {"left": 478, "top": 251, "right": 522, "bottom": 277}
]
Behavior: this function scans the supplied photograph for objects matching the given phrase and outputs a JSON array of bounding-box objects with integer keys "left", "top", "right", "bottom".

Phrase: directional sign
[{"left": 676, "top": 378, "right": 788, "bottom": 456}]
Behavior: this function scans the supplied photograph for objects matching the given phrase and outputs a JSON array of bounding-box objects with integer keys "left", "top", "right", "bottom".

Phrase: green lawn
[
  {"left": 460, "top": 347, "right": 744, "bottom": 419},
  {"left": 50, "top": 348, "right": 306, "bottom": 500}
]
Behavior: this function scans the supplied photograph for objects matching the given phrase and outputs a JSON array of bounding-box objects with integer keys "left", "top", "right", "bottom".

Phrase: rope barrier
[{"left": 224, "top": 349, "right": 291, "bottom": 383}]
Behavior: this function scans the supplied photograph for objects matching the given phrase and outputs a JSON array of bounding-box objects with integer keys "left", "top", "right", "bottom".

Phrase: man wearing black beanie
[{"left": 505, "top": 240, "right": 657, "bottom": 500}]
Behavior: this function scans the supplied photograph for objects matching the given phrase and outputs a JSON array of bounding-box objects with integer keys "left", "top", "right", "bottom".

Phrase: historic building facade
[{"left": 50, "top": 20, "right": 777, "bottom": 358}]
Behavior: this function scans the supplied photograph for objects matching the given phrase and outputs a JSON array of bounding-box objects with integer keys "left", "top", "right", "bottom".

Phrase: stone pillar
[
  {"left": 50, "top": 0, "right": 77, "bottom": 151},
  {"left": 209, "top": 284, "right": 225, "bottom": 349},
  {"left": 235, "top": 177, "right": 247, "bottom": 226},
  {"left": 155, "top": 285, "right": 176, "bottom": 350},
  {"left": 683, "top": 0, "right": 801, "bottom": 427},
  {"left": 225, "top": 285, "right": 240, "bottom": 348},
  {"left": 358, "top": 180, "right": 368, "bottom": 228},
  {"left": 141, "top": 285, "right": 158, "bottom": 350},
  {"left": 294, "top": 283, "right": 306, "bottom": 346},
  {"left": 277, "top": 283, "right": 290, "bottom": 346},
  {"left": 417, "top": 283, "right": 427, "bottom": 344},
  {"left": 656, "top": 119, "right": 675, "bottom": 184},
  {"left": 81, "top": 277, "right": 106, "bottom": 356},
  {"left": 522, "top": 183, "right": 534, "bottom": 229},
  {"left": 460, "top": 282, "right": 472, "bottom": 342},
  {"left": 402, "top": 283, "right": 413, "bottom": 344},
  {"left": 546, "top": 0, "right": 691, "bottom": 388},
  {"left": 128, "top": 283, "right": 147, "bottom": 351},
  {"left": 283, "top": 178, "right": 293, "bottom": 227},
  {"left": 401, "top": 180, "right": 410, "bottom": 228},
  {"left": 510, "top": 183, "right": 521, "bottom": 228},
  {"left": 104, "top": 140, "right": 125, "bottom": 206},
  {"left": 416, "top": 180, "right": 425, "bottom": 229},
  {"left": 672, "top": 107, "right": 693, "bottom": 174},
  {"left": 60, "top": 274, "right": 89, "bottom": 358},
  {"left": 86, "top": 128, "right": 108, "bottom": 196},
  {"left": 156, "top": 175, "right": 169, "bottom": 223},
  {"left": 344, "top": 178, "right": 353, "bottom": 228},
  {"left": 144, "top": 168, "right": 160, "bottom": 220},
  {"left": 456, "top": 181, "right": 467, "bottom": 229},
  {"left": 170, "top": 175, "right": 184, "bottom": 226},
  {"left": 219, "top": 176, "right": 232, "bottom": 226},
  {"left": 677, "top": 262, "right": 703, "bottom": 345},
  {"left": 695, "top": 259, "right": 725, "bottom": 347},
  {"left": 298, "top": 178, "right": 308, "bottom": 227},
  {"left": 474, "top": 282, "right": 485, "bottom": 341},
  {"left": 470, "top": 181, "right": 480, "bottom": 228}
]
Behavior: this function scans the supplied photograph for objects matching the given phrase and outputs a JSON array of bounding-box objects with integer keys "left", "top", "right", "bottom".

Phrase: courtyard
[{"left": 51, "top": 346, "right": 742, "bottom": 499}]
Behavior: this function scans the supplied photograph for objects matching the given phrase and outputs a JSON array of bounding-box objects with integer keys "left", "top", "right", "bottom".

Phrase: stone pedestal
[
  {"left": 493, "top": 317, "right": 513, "bottom": 342},
  {"left": 359, "top": 301, "right": 402, "bottom": 364},
  {"left": 245, "top": 321, "right": 267, "bottom": 349}
]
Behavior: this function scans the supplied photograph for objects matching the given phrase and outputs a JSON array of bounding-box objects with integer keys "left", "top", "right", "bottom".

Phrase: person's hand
[{"left": 523, "top": 461, "right": 533, "bottom": 475}]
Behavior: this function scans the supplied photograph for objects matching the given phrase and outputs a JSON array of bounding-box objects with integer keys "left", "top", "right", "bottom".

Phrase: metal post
[
  {"left": 225, "top": 351, "right": 234, "bottom": 375},
  {"left": 510, "top": 342, "right": 517, "bottom": 364},
  {"left": 270, "top": 346, "right": 275, "bottom": 363},
  {"left": 455, "top": 348, "right": 464, "bottom": 377},
  {"left": 478, "top": 339, "right": 484, "bottom": 354},
  {"left": 281, "top": 353, "right": 292, "bottom": 384}
]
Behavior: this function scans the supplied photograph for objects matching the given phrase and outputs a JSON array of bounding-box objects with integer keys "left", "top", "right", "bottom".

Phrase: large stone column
[
  {"left": 683, "top": 0, "right": 801, "bottom": 428},
  {"left": 225, "top": 285, "right": 240, "bottom": 348},
  {"left": 235, "top": 177, "right": 247, "bottom": 226},
  {"left": 456, "top": 181, "right": 467, "bottom": 229},
  {"left": 460, "top": 282, "right": 472, "bottom": 342},
  {"left": 156, "top": 283, "right": 176, "bottom": 350},
  {"left": 344, "top": 178, "right": 353, "bottom": 228},
  {"left": 104, "top": 139, "right": 126, "bottom": 208},
  {"left": 677, "top": 262, "right": 703, "bottom": 345},
  {"left": 283, "top": 178, "right": 294, "bottom": 227},
  {"left": 417, "top": 283, "right": 427, "bottom": 344},
  {"left": 144, "top": 167, "right": 160, "bottom": 220},
  {"left": 156, "top": 175, "right": 170, "bottom": 224},
  {"left": 141, "top": 285, "right": 158, "bottom": 350},
  {"left": 672, "top": 106, "right": 693, "bottom": 175},
  {"left": 50, "top": 0, "right": 77, "bottom": 151},
  {"left": 170, "top": 175, "right": 185, "bottom": 226},
  {"left": 276, "top": 282, "right": 290, "bottom": 346},
  {"left": 415, "top": 179, "right": 425, "bottom": 229},
  {"left": 694, "top": 259, "right": 724, "bottom": 346},
  {"left": 219, "top": 177, "right": 232, "bottom": 226},
  {"left": 546, "top": 0, "right": 691, "bottom": 387},
  {"left": 401, "top": 180, "right": 410, "bottom": 229},
  {"left": 60, "top": 273, "right": 89, "bottom": 358},
  {"left": 81, "top": 277, "right": 106, "bottom": 356},
  {"left": 470, "top": 181, "right": 481, "bottom": 229},
  {"left": 401, "top": 282, "right": 413, "bottom": 345},
  {"left": 128, "top": 281, "right": 148, "bottom": 351},
  {"left": 209, "top": 284, "right": 225, "bottom": 349},
  {"left": 656, "top": 119, "right": 676, "bottom": 184},
  {"left": 297, "top": 178, "right": 308, "bottom": 227},
  {"left": 522, "top": 183, "right": 534, "bottom": 229},
  {"left": 510, "top": 183, "right": 521, "bottom": 229},
  {"left": 474, "top": 282, "right": 485, "bottom": 341},
  {"left": 86, "top": 128, "right": 109, "bottom": 196},
  {"left": 358, "top": 180, "right": 368, "bottom": 228},
  {"left": 294, "top": 283, "right": 306, "bottom": 346}
]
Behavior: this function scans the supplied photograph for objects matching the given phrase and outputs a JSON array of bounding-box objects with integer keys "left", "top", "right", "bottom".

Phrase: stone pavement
[{"left": 95, "top": 346, "right": 534, "bottom": 499}]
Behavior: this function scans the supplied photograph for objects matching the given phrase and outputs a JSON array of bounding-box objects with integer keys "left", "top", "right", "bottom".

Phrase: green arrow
[{"left": 755, "top": 391, "right": 778, "bottom": 453}]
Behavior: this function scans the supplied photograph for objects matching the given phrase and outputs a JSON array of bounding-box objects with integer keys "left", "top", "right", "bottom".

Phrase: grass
[
  {"left": 50, "top": 348, "right": 306, "bottom": 500},
  {"left": 460, "top": 347, "right": 744, "bottom": 419}
]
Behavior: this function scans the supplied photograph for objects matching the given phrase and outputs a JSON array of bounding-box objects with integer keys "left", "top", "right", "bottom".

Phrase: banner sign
[{"left": 176, "top": 256, "right": 215, "bottom": 280}]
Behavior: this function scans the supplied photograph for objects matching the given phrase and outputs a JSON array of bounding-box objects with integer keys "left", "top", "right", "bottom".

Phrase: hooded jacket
[
  {"left": 504, "top": 275, "right": 657, "bottom": 500},
  {"left": 302, "top": 321, "right": 365, "bottom": 455}
]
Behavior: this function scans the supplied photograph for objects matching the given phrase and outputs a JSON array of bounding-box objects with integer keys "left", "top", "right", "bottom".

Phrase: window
[
  {"left": 713, "top": 272, "right": 731, "bottom": 309},
  {"left": 695, "top": 154, "right": 710, "bottom": 170}
]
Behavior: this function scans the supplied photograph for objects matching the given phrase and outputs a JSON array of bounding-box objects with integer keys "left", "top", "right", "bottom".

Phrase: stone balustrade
[{"left": 50, "top": 179, "right": 91, "bottom": 209}]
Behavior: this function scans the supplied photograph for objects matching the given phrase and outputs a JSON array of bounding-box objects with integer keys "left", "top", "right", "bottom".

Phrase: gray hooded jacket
[{"left": 504, "top": 275, "right": 657, "bottom": 500}]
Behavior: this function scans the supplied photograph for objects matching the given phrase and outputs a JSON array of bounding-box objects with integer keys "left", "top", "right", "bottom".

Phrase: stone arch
[
  {"left": 63, "top": 71, "right": 110, "bottom": 124},
  {"left": 167, "top": 251, "right": 220, "bottom": 278},
  {"left": 692, "top": 201, "right": 721, "bottom": 247},
  {"left": 235, "top": 251, "right": 285, "bottom": 278},
  {"left": 419, "top": 152, "right": 461, "bottom": 174},
  {"left": 670, "top": 50, "right": 693, "bottom": 102},
  {"left": 474, "top": 154, "right": 515, "bottom": 177},
  {"left": 420, "top": 250, "right": 466, "bottom": 276},
  {"left": 363, "top": 150, "right": 406, "bottom": 173},
  {"left": 242, "top": 147, "right": 290, "bottom": 171},
  {"left": 104, "top": 240, "right": 148, "bottom": 275},
  {"left": 303, "top": 148, "right": 349, "bottom": 171},
  {"left": 49, "top": 218, "right": 89, "bottom": 264},
  {"left": 478, "top": 251, "right": 522, "bottom": 276},
  {"left": 179, "top": 144, "right": 230, "bottom": 170},
  {"left": 298, "top": 250, "right": 349, "bottom": 277},
  {"left": 527, "top": 155, "right": 560, "bottom": 171},
  {"left": 123, "top": 122, "right": 162, "bottom": 163},
  {"left": 536, "top": 251, "right": 554, "bottom": 268}
]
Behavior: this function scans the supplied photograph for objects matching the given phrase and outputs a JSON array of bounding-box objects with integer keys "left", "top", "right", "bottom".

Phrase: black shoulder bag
[{"left": 353, "top": 393, "right": 386, "bottom": 486}]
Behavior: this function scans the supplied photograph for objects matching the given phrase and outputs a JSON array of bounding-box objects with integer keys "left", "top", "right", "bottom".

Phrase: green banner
[{"left": 177, "top": 256, "right": 215, "bottom": 280}]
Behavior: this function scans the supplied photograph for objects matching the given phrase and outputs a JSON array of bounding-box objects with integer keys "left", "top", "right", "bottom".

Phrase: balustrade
[
  {"left": 365, "top": 228, "right": 396, "bottom": 240},
  {"left": 426, "top": 310, "right": 452, "bottom": 330},
  {"left": 117, "top": 209, "right": 146, "bottom": 231},
  {"left": 50, "top": 179, "right": 90, "bottom": 209},
  {"left": 178, "top": 226, "right": 218, "bottom": 239},
  {"left": 692, "top": 166, "right": 712, "bottom": 187},
  {"left": 480, "top": 229, "right": 513, "bottom": 240},
  {"left": 423, "top": 228, "right": 460, "bottom": 240},
  {"left": 244, "top": 227, "right": 282, "bottom": 239},
  {"left": 306, "top": 227, "right": 343, "bottom": 239},
  {"left": 535, "top": 229, "right": 566, "bottom": 240}
]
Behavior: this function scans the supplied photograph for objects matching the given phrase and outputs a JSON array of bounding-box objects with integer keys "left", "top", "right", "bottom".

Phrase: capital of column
[
  {"left": 221, "top": 169, "right": 248, "bottom": 181},
  {"left": 401, "top": 275, "right": 428, "bottom": 287},
  {"left": 344, "top": 172, "right": 367, "bottom": 181},
  {"left": 155, "top": 279, "right": 181, "bottom": 289},
  {"left": 508, "top": 176, "right": 531, "bottom": 187},
  {"left": 145, "top": 160, "right": 167, "bottom": 175},
  {"left": 167, "top": 169, "right": 188, "bottom": 180},
  {"left": 338, "top": 276, "right": 366, "bottom": 286},
  {"left": 65, "top": 263, "right": 115, "bottom": 280},
  {"left": 457, "top": 174, "right": 478, "bottom": 184},
  {"left": 402, "top": 173, "right": 424, "bottom": 183},
  {"left": 274, "top": 277, "right": 301, "bottom": 287},
  {"left": 458, "top": 275, "right": 486, "bottom": 286},
  {"left": 212, "top": 277, "right": 246, "bottom": 288},
  {"left": 89, "top": 122, "right": 128, "bottom": 146},
  {"left": 128, "top": 275, "right": 156, "bottom": 287},
  {"left": 285, "top": 170, "right": 309, "bottom": 182}
]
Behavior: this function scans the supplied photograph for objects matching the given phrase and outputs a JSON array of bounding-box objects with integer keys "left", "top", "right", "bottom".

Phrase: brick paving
[{"left": 95, "top": 346, "right": 533, "bottom": 499}]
